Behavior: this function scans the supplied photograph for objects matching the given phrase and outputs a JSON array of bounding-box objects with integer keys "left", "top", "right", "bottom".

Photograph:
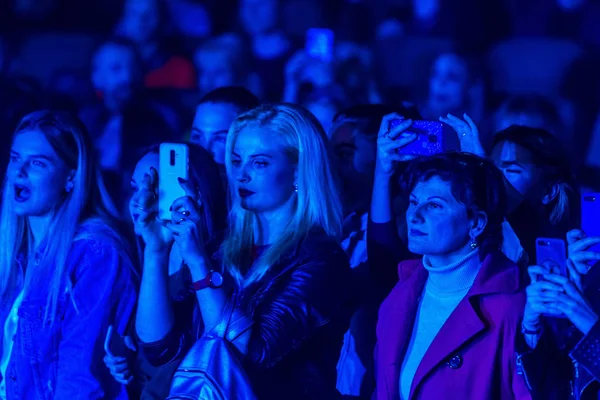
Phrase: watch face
[{"left": 210, "top": 271, "right": 224, "bottom": 287}]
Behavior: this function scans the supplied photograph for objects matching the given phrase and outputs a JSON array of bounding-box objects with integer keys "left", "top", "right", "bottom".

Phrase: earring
[
  {"left": 293, "top": 184, "right": 298, "bottom": 193},
  {"left": 470, "top": 240, "right": 478, "bottom": 249}
]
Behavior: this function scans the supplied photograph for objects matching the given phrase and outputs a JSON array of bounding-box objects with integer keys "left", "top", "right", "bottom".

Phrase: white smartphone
[{"left": 159, "top": 143, "right": 189, "bottom": 221}]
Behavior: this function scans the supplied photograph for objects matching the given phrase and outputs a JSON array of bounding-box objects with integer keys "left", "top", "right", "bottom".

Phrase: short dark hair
[
  {"left": 401, "top": 152, "right": 507, "bottom": 256},
  {"left": 198, "top": 86, "right": 260, "bottom": 114},
  {"left": 332, "top": 103, "right": 422, "bottom": 136}
]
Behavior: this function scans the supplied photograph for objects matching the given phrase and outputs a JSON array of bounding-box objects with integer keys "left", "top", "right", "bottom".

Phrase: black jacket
[{"left": 142, "top": 231, "right": 352, "bottom": 400}]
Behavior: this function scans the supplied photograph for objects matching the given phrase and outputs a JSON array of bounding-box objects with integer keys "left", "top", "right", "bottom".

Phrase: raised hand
[
  {"left": 165, "top": 178, "right": 206, "bottom": 267},
  {"left": 542, "top": 272, "right": 599, "bottom": 335},
  {"left": 132, "top": 167, "right": 173, "bottom": 253},
  {"left": 375, "top": 113, "right": 419, "bottom": 177},
  {"left": 439, "top": 113, "right": 485, "bottom": 157}
]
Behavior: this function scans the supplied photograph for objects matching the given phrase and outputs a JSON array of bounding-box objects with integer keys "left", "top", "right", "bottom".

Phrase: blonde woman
[
  {"left": 146, "top": 103, "right": 351, "bottom": 399},
  {"left": 0, "top": 111, "right": 138, "bottom": 399}
]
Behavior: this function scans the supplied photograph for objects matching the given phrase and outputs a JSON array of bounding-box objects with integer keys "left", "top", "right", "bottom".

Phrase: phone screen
[
  {"left": 306, "top": 28, "right": 334, "bottom": 63},
  {"left": 582, "top": 193, "right": 600, "bottom": 254}
]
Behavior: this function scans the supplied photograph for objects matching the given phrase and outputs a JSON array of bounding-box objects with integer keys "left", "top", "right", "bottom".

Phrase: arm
[
  {"left": 56, "top": 240, "right": 138, "bottom": 399},
  {"left": 135, "top": 248, "right": 175, "bottom": 343}
]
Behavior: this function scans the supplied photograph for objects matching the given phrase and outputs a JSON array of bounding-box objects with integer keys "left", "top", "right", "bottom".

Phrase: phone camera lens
[{"left": 170, "top": 150, "right": 175, "bottom": 166}]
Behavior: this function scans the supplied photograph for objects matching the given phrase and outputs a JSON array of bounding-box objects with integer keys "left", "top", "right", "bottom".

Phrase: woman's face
[
  {"left": 406, "top": 176, "right": 473, "bottom": 256},
  {"left": 7, "top": 130, "right": 73, "bottom": 217},
  {"left": 490, "top": 141, "right": 544, "bottom": 202},
  {"left": 231, "top": 126, "right": 297, "bottom": 215},
  {"left": 129, "top": 151, "right": 158, "bottom": 234},
  {"left": 428, "top": 53, "right": 469, "bottom": 116}
]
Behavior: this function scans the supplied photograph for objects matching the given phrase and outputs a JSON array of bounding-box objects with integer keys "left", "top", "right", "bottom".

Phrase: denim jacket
[{"left": 0, "top": 222, "right": 139, "bottom": 400}]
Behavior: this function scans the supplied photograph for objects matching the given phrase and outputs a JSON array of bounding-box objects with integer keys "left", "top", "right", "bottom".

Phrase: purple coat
[{"left": 374, "top": 252, "right": 532, "bottom": 400}]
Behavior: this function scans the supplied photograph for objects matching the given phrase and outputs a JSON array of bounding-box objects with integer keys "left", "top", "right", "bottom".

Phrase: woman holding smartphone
[
  {"left": 104, "top": 143, "right": 228, "bottom": 399},
  {"left": 136, "top": 104, "right": 351, "bottom": 400},
  {"left": 518, "top": 229, "right": 600, "bottom": 399},
  {"left": 0, "top": 110, "right": 138, "bottom": 399}
]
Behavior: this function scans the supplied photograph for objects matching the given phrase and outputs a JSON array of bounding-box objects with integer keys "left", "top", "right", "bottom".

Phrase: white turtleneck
[{"left": 399, "top": 248, "right": 482, "bottom": 400}]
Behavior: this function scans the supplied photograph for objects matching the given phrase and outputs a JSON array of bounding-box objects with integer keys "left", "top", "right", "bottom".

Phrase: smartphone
[
  {"left": 104, "top": 325, "right": 127, "bottom": 358},
  {"left": 535, "top": 238, "right": 568, "bottom": 277},
  {"left": 159, "top": 143, "right": 189, "bottom": 221},
  {"left": 388, "top": 119, "right": 445, "bottom": 156},
  {"left": 306, "top": 28, "right": 334, "bottom": 63},
  {"left": 582, "top": 193, "right": 600, "bottom": 254}
]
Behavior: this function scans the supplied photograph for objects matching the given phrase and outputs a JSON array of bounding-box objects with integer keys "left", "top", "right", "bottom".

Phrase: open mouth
[{"left": 14, "top": 184, "right": 31, "bottom": 203}]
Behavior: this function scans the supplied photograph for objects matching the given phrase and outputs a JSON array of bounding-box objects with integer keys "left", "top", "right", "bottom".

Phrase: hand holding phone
[
  {"left": 388, "top": 118, "right": 445, "bottom": 157},
  {"left": 159, "top": 143, "right": 190, "bottom": 221}
]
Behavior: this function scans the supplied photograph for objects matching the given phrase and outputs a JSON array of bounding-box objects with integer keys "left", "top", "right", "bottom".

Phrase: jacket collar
[{"left": 379, "top": 252, "right": 522, "bottom": 399}]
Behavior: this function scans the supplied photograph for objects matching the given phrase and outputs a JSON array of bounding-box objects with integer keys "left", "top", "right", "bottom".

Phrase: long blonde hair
[
  {"left": 222, "top": 103, "right": 343, "bottom": 288},
  {"left": 0, "top": 110, "right": 120, "bottom": 322}
]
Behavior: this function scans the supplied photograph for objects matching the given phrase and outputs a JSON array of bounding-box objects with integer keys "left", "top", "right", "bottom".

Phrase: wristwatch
[{"left": 193, "top": 271, "right": 224, "bottom": 291}]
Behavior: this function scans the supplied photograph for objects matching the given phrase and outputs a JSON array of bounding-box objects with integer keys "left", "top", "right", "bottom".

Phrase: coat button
[{"left": 447, "top": 355, "right": 463, "bottom": 369}]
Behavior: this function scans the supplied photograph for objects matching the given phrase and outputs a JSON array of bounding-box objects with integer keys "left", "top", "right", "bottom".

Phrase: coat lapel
[
  {"left": 380, "top": 261, "right": 428, "bottom": 399},
  {"left": 408, "top": 296, "right": 485, "bottom": 398},
  {"left": 408, "top": 253, "right": 521, "bottom": 399}
]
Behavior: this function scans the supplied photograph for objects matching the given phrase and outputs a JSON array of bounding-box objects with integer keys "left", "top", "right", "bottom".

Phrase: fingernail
[{"left": 177, "top": 177, "right": 185, "bottom": 183}]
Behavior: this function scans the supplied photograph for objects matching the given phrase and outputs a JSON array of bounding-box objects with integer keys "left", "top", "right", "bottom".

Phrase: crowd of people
[{"left": 0, "top": 0, "right": 600, "bottom": 399}]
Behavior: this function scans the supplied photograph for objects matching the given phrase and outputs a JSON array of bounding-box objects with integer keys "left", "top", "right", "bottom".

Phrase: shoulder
[
  {"left": 294, "top": 231, "right": 349, "bottom": 272},
  {"left": 477, "top": 252, "right": 527, "bottom": 325},
  {"left": 69, "top": 218, "right": 133, "bottom": 266},
  {"left": 397, "top": 258, "right": 423, "bottom": 283}
]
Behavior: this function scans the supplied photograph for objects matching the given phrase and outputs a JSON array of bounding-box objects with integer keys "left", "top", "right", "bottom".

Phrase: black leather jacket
[{"left": 143, "top": 231, "right": 352, "bottom": 400}]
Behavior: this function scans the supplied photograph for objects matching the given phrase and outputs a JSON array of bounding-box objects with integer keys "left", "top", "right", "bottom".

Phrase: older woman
[{"left": 372, "top": 117, "right": 531, "bottom": 400}]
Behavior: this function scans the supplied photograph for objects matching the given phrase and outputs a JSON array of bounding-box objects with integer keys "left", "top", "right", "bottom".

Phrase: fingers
[
  {"left": 567, "top": 259, "right": 584, "bottom": 292},
  {"left": 529, "top": 280, "right": 564, "bottom": 293},
  {"left": 380, "top": 133, "right": 418, "bottom": 152},
  {"left": 570, "top": 251, "right": 600, "bottom": 266},
  {"left": 571, "top": 238, "right": 600, "bottom": 253},
  {"left": 177, "top": 177, "right": 198, "bottom": 199},
  {"left": 527, "top": 265, "right": 549, "bottom": 281},
  {"left": 378, "top": 113, "right": 410, "bottom": 138},
  {"left": 165, "top": 219, "right": 196, "bottom": 236},
  {"left": 386, "top": 119, "right": 414, "bottom": 140},
  {"left": 170, "top": 196, "right": 201, "bottom": 223},
  {"left": 567, "top": 229, "right": 586, "bottom": 245},
  {"left": 463, "top": 113, "right": 479, "bottom": 133}
]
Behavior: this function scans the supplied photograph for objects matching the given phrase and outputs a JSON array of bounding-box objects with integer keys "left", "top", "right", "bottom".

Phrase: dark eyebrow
[
  {"left": 428, "top": 196, "right": 449, "bottom": 203},
  {"left": 11, "top": 151, "right": 54, "bottom": 162},
  {"left": 250, "top": 154, "right": 273, "bottom": 159}
]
